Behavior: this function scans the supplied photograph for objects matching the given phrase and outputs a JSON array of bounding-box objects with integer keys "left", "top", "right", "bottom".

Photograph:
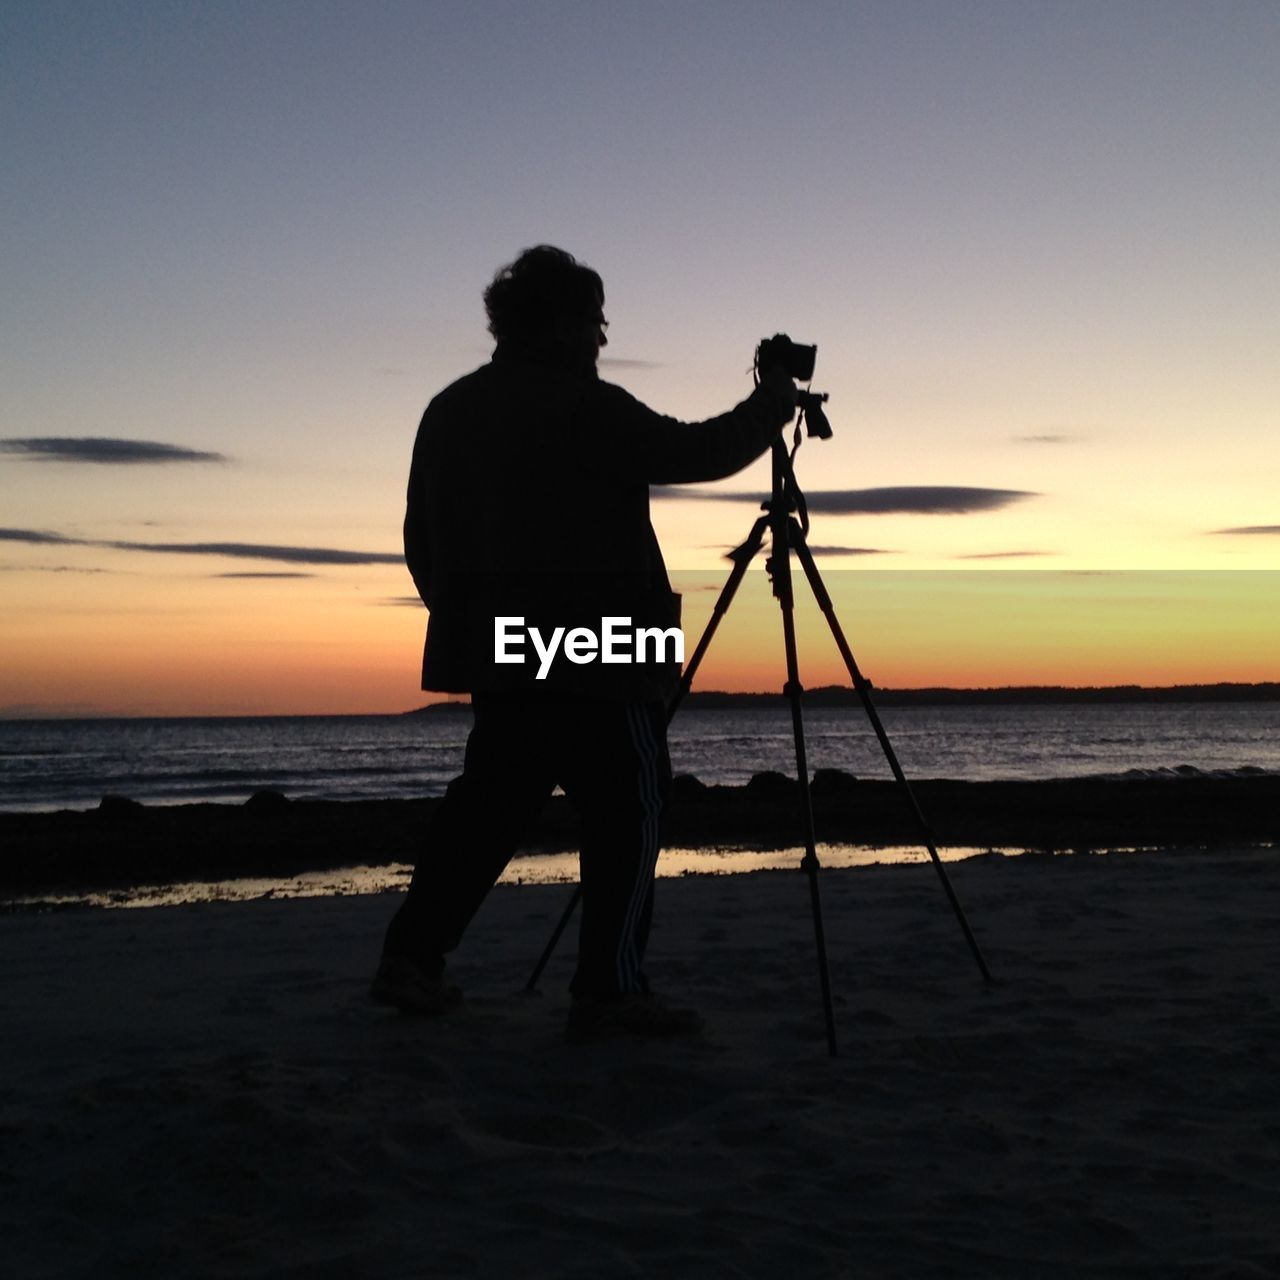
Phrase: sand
[{"left": 3, "top": 845, "right": 1279, "bottom": 1278}]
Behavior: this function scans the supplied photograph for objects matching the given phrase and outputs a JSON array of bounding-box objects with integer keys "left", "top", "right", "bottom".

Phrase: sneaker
[
  {"left": 565, "top": 993, "right": 703, "bottom": 1043},
  {"left": 369, "top": 955, "right": 463, "bottom": 1015}
]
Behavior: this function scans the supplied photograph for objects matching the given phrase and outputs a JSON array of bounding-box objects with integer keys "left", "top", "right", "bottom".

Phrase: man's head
[{"left": 484, "top": 246, "right": 607, "bottom": 371}]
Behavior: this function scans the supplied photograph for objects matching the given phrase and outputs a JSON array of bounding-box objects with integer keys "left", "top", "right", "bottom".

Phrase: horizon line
[{"left": 4, "top": 679, "right": 1279, "bottom": 722}]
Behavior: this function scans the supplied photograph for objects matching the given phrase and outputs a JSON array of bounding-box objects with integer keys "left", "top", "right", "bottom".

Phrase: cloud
[
  {"left": 955, "top": 550, "right": 1052, "bottom": 560},
  {"left": 701, "top": 542, "right": 889, "bottom": 564},
  {"left": 380, "top": 596, "right": 426, "bottom": 607},
  {"left": 803, "top": 545, "right": 891, "bottom": 557},
  {"left": 654, "top": 485, "right": 1036, "bottom": 514},
  {"left": 0, "top": 437, "right": 228, "bottom": 464},
  {"left": 1, "top": 525, "right": 400, "bottom": 567},
  {"left": 0, "top": 561, "right": 110, "bottom": 574},
  {"left": 0, "top": 527, "right": 77, "bottom": 544},
  {"left": 805, "top": 488, "right": 1037, "bottom": 514},
  {"left": 105, "top": 540, "right": 402, "bottom": 566},
  {"left": 1211, "top": 525, "right": 1280, "bottom": 536},
  {"left": 1013, "top": 433, "right": 1080, "bottom": 445},
  {"left": 599, "top": 356, "right": 665, "bottom": 370},
  {"left": 213, "top": 572, "right": 316, "bottom": 579}
]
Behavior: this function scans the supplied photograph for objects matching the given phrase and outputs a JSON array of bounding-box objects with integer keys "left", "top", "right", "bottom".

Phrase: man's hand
[{"left": 759, "top": 363, "right": 799, "bottom": 423}]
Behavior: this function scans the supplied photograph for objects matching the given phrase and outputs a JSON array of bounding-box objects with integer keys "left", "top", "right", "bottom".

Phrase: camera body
[
  {"left": 756, "top": 334, "right": 830, "bottom": 438},
  {"left": 755, "top": 333, "right": 817, "bottom": 383}
]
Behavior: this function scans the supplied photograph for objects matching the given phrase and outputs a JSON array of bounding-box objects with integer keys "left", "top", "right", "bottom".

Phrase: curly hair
[{"left": 483, "top": 246, "right": 603, "bottom": 347}]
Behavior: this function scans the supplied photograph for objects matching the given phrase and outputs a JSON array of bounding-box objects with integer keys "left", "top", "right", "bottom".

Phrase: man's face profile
[
  {"left": 555, "top": 303, "right": 607, "bottom": 369},
  {"left": 588, "top": 308, "right": 608, "bottom": 358}
]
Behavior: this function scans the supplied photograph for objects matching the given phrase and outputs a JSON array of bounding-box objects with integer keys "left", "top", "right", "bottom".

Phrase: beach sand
[{"left": 3, "top": 844, "right": 1279, "bottom": 1277}]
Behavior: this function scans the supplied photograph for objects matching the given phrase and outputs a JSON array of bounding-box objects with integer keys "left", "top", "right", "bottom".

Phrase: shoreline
[
  {"left": 2, "top": 771, "right": 1278, "bottom": 901},
  {"left": 8, "top": 842, "right": 1273, "bottom": 918},
  {"left": 5, "top": 679, "right": 1280, "bottom": 726}
]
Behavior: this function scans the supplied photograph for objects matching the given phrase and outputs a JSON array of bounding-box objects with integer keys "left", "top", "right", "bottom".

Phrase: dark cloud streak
[
  {"left": 0, "top": 562, "right": 110, "bottom": 574},
  {"left": 805, "top": 488, "right": 1036, "bottom": 514},
  {"left": 0, "top": 527, "right": 77, "bottom": 544},
  {"left": 1, "top": 526, "right": 400, "bottom": 567},
  {"left": 955, "top": 550, "right": 1051, "bottom": 560},
  {"left": 654, "top": 485, "right": 1036, "bottom": 514},
  {"left": 803, "top": 545, "right": 890, "bottom": 557},
  {"left": 598, "top": 357, "right": 665, "bottom": 370},
  {"left": 106, "top": 540, "right": 403, "bottom": 566},
  {"left": 1212, "top": 525, "right": 1280, "bottom": 536},
  {"left": 1, "top": 437, "right": 228, "bottom": 464}
]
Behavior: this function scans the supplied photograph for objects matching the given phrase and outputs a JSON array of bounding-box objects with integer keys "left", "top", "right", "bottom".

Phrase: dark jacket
[{"left": 405, "top": 346, "right": 789, "bottom": 698}]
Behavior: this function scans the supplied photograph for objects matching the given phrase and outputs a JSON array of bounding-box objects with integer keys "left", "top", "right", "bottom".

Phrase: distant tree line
[
  {"left": 684, "top": 683, "right": 1280, "bottom": 707},
  {"left": 411, "top": 682, "right": 1280, "bottom": 713}
]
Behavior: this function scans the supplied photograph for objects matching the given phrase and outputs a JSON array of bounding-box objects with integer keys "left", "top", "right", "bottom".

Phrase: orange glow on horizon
[
  {"left": 673, "top": 570, "right": 1280, "bottom": 694},
  {"left": 2, "top": 569, "right": 1276, "bottom": 717}
]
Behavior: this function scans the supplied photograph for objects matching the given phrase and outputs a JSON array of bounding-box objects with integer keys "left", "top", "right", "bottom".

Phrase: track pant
[{"left": 382, "top": 692, "right": 671, "bottom": 995}]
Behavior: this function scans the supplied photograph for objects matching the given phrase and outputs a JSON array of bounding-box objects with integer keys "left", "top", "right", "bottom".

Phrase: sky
[{"left": 2, "top": 0, "right": 1278, "bottom": 716}]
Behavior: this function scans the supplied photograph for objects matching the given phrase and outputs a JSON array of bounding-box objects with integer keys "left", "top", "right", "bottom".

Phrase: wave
[
  {"left": 1090, "top": 764, "right": 1277, "bottom": 782},
  {"left": 5, "top": 705, "right": 1280, "bottom": 812}
]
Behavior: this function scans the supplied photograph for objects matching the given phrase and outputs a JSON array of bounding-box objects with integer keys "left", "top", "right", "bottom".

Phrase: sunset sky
[{"left": 3, "top": 2, "right": 1278, "bottom": 716}]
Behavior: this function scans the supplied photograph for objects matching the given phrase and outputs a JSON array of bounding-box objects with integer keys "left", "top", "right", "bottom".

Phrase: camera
[
  {"left": 755, "top": 333, "right": 831, "bottom": 439},
  {"left": 755, "top": 333, "right": 817, "bottom": 382}
]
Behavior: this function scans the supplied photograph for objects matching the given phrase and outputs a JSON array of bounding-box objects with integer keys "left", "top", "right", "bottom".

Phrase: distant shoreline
[
  {"left": 409, "top": 681, "right": 1280, "bottom": 713},
  {"left": 4, "top": 682, "right": 1279, "bottom": 724}
]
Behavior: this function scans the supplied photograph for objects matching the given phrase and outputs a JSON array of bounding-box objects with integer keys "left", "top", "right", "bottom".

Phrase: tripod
[{"left": 526, "top": 428, "right": 993, "bottom": 1055}]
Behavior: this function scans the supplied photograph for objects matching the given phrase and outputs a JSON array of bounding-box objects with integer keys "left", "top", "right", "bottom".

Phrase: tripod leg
[
  {"left": 525, "top": 884, "right": 580, "bottom": 993},
  {"left": 667, "top": 514, "right": 770, "bottom": 724},
  {"left": 523, "top": 515, "right": 770, "bottom": 993},
  {"left": 774, "top": 536, "right": 840, "bottom": 1056},
  {"left": 790, "top": 525, "right": 994, "bottom": 984}
]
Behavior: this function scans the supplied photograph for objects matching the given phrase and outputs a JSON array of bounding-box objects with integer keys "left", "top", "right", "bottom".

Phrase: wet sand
[
  {"left": 2, "top": 771, "right": 1278, "bottom": 899},
  {"left": 2, "top": 842, "right": 1279, "bottom": 1276}
]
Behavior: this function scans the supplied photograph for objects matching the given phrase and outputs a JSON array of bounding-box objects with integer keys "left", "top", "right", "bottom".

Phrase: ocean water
[{"left": 2, "top": 701, "right": 1278, "bottom": 813}]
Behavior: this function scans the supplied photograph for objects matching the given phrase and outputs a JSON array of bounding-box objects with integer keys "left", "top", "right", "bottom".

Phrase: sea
[{"left": 2, "top": 701, "right": 1279, "bottom": 814}]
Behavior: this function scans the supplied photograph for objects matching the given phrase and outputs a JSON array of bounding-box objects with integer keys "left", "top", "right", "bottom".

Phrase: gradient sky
[{"left": 3, "top": 1, "right": 1278, "bottom": 715}]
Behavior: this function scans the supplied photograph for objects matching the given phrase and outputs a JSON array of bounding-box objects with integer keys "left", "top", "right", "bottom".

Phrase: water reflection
[{"left": 7, "top": 844, "right": 1028, "bottom": 912}]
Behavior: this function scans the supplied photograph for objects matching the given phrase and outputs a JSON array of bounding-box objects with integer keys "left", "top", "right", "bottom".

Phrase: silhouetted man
[{"left": 372, "top": 245, "right": 796, "bottom": 1039}]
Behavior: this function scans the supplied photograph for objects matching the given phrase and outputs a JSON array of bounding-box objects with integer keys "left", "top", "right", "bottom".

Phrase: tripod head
[
  {"left": 767, "top": 393, "right": 832, "bottom": 540},
  {"left": 797, "top": 390, "right": 831, "bottom": 439}
]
